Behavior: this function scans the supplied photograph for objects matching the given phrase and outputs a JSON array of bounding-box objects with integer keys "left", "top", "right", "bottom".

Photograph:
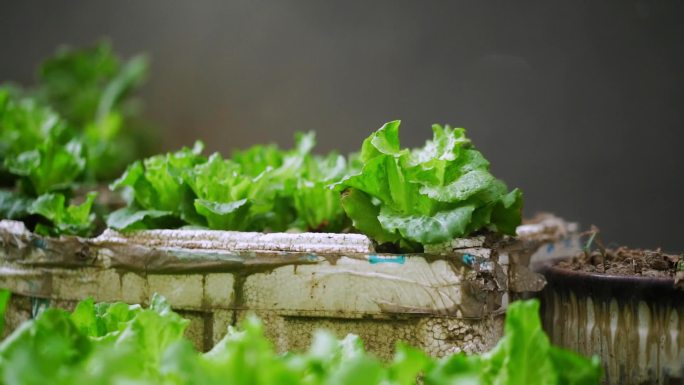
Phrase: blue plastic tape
[{"left": 368, "top": 255, "right": 406, "bottom": 264}]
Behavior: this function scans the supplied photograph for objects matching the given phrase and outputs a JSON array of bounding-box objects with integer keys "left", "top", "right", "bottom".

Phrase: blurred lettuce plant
[
  {"left": 0, "top": 42, "right": 153, "bottom": 236},
  {"left": 0, "top": 293, "right": 602, "bottom": 385}
]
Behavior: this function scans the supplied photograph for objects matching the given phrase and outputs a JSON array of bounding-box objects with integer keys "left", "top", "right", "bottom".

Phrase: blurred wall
[{"left": 1, "top": 0, "right": 683, "bottom": 251}]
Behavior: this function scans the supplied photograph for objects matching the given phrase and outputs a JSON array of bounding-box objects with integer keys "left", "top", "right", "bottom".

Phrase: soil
[{"left": 555, "top": 247, "right": 683, "bottom": 279}]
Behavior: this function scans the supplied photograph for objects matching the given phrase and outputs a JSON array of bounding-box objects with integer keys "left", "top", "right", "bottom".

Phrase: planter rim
[{"left": 537, "top": 261, "right": 682, "bottom": 298}]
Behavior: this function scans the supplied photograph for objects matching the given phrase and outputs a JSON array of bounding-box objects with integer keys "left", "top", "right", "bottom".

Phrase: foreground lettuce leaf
[
  {"left": 0, "top": 289, "right": 9, "bottom": 335},
  {"left": 480, "top": 300, "right": 601, "bottom": 385},
  {"left": 0, "top": 308, "right": 91, "bottom": 385},
  {"left": 336, "top": 121, "right": 523, "bottom": 246},
  {"left": 0, "top": 297, "right": 600, "bottom": 385}
]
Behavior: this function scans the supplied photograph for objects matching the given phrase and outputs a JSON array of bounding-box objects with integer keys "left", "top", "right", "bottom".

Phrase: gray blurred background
[{"left": 2, "top": 0, "right": 682, "bottom": 251}]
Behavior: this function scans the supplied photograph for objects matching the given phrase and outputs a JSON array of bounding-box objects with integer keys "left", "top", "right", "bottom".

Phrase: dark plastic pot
[{"left": 538, "top": 264, "right": 684, "bottom": 385}]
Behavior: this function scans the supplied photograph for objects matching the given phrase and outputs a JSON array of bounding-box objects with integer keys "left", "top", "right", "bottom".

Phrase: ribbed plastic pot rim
[{"left": 536, "top": 260, "right": 683, "bottom": 300}]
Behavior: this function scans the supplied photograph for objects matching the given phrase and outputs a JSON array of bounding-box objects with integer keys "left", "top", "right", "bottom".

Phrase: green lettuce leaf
[
  {"left": 340, "top": 188, "right": 399, "bottom": 244},
  {"left": 194, "top": 198, "right": 251, "bottom": 230},
  {"left": 0, "top": 297, "right": 600, "bottom": 385},
  {"left": 292, "top": 152, "right": 348, "bottom": 232},
  {"left": 478, "top": 300, "right": 602, "bottom": 385},
  {"left": 0, "top": 289, "right": 10, "bottom": 335},
  {"left": 183, "top": 153, "right": 260, "bottom": 230},
  {"left": 39, "top": 41, "right": 148, "bottom": 129},
  {"left": 336, "top": 121, "right": 522, "bottom": 245},
  {"left": 0, "top": 42, "right": 152, "bottom": 184},
  {"left": 0, "top": 91, "right": 66, "bottom": 165},
  {"left": 378, "top": 205, "right": 475, "bottom": 245},
  {"left": 108, "top": 141, "right": 206, "bottom": 229},
  {"left": 4, "top": 131, "right": 85, "bottom": 196},
  {"left": 106, "top": 206, "right": 179, "bottom": 231},
  {"left": 0, "top": 190, "right": 32, "bottom": 220},
  {"left": 28, "top": 192, "right": 97, "bottom": 236},
  {"left": 109, "top": 132, "right": 353, "bottom": 233},
  {"left": 0, "top": 308, "right": 91, "bottom": 385}
]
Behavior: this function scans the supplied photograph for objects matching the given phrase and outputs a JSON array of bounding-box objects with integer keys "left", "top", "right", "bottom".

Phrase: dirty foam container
[{"left": 0, "top": 216, "right": 567, "bottom": 359}]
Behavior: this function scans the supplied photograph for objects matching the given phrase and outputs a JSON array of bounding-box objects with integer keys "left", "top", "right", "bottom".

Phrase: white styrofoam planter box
[{"left": 0, "top": 216, "right": 572, "bottom": 358}]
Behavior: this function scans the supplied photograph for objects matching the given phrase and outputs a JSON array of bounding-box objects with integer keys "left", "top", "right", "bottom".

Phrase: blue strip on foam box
[{"left": 368, "top": 254, "right": 406, "bottom": 264}]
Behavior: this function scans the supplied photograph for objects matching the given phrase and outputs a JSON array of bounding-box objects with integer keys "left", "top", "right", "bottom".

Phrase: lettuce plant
[
  {"left": 0, "top": 42, "right": 151, "bottom": 236},
  {"left": 108, "top": 133, "right": 352, "bottom": 233},
  {"left": 107, "top": 121, "right": 521, "bottom": 249},
  {"left": 0, "top": 293, "right": 602, "bottom": 385},
  {"left": 28, "top": 192, "right": 98, "bottom": 237},
  {"left": 335, "top": 121, "right": 522, "bottom": 247}
]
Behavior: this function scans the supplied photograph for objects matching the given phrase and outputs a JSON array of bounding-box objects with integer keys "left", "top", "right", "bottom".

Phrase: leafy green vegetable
[
  {"left": 0, "top": 289, "right": 10, "bottom": 335},
  {"left": 0, "top": 42, "right": 154, "bottom": 237},
  {"left": 105, "top": 206, "right": 179, "bottom": 232},
  {"left": 340, "top": 189, "right": 399, "bottom": 244},
  {"left": 425, "top": 300, "right": 602, "bottom": 385},
  {"left": 39, "top": 42, "right": 148, "bottom": 126},
  {"left": 1, "top": 42, "right": 150, "bottom": 183},
  {"left": 185, "top": 153, "right": 259, "bottom": 230},
  {"left": 0, "top": 297, "right": 601, "bottom": 385},
  {"left": 109, "top": 141, "right": 206, "bottom": 223},
  {"left": 2, "top": 42, "right": 523, "bottom": 246},
  {"left": 108, "top": 133, "right": 352, "bottom": 233},
  {"left": 293, "top": 152, "right": 348, "bottom": 231},
  {"left": 0, "top": 308, "right": 91, "bottom": 384},
  {"left": 335, "top": 121, "right": 522, "bottom": 247},
  {"left": 229, "top": 131, "right": 348, "bottom": 232},
  {"left": 37, "top": 42, "right": 151, "bottom": 181},
  {"left": 0, "top": 190, "right": 32, "bottom": 220},
  {"left": 0, "top": 91, "right": 64, "bottom": 164},
  {"left": 28, "top": 192, "right": 97, "bottom": 236},
  {"left": 5, "top": 135, "right": 86, "bottom": 196},
  {"left": 107, "top": 121, "right": 521, "bottom": 247}
]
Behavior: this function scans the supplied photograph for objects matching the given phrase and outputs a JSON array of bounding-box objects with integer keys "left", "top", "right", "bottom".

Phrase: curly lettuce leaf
[
  {"left": 378, "top": 205, "right": 475, "bottom": 245},
  {"left": 28, "top": 192, "right": 97, "bottom": 236},
  {"left": 243, "top": 132, "right": 348, "bottom": 232},
  {"left": 108, "top": 142, "right": 205, "bottom": 230},
  {"left": 194, "top": 198, "right": 251, "bottom": 230},
  {"left": 183, "top": 153, "right": 259, "bottom": 230},
  {"left": 231, "top": 143, "right": 284, "bottom": 176},
  {"left": 106, "top": 206, "right": 179, "bottom": 231},
  {"left": 336, "top": 121, "right": 522, "bottom": 245},
  {"left": 5, "top": 138, "right": 86, "bottom": 196},
  {"left": 0, "top": 297, "right": 600, "bottom": 385},
  {"left": 0, "top": 96, "right": 85, "bottom": 196},
  {"left": 2, "top": 42, "right": 151, "bottom": 186},
  {"left": 0, "top": 91, "right": 66, "bottom": 163}
]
